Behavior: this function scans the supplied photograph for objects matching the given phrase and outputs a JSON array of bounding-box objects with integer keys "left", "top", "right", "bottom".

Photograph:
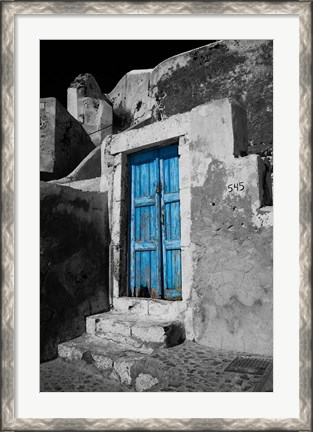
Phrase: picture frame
[{"left": 1, "top": 1, "right": 311, "bottom": 430}]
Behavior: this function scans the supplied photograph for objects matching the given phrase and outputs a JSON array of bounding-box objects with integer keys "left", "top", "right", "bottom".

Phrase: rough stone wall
[
  {"left": 69, "top": 73, "right": 103, "bottom": 100},
  {"left": 40, "top": 98, "right": 95, "bottom": 181},
  {"left": 40, "top": 182, "right": 110, "bottom": 361},
  {"left": 107, "top": 40, "right": 272, "bottom": 156},
  {"left": 151, "top": 40, "right": 272, "bottom": 149},
  {"left": 40, "top": 98, "right": 56, "bottom": 175}
]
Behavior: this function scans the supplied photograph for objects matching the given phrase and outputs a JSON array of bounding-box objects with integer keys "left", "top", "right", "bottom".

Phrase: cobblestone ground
[
  {"left": 149, "top": 341, "right": 272, "bottom": 392},
  {"left": 40, "top": 359, "right": 131, "bottom": 392},
  {"left": 41, "top": 341, "right": 272, "bottom": 392}
]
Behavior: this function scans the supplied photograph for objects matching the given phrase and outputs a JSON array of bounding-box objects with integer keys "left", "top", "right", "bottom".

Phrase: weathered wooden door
[{"left": 129, "top": 144, "right": 182, "bottom": 300}]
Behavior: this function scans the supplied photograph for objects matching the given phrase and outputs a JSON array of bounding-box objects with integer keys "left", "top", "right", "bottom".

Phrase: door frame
[{"left": 108, "top": 121, "right": 192, "bottom": 311}]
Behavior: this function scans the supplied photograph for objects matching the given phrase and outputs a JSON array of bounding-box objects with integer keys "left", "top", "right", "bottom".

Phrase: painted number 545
[{"left": 228, "top": 182, "right": 244, "bottom": 192}]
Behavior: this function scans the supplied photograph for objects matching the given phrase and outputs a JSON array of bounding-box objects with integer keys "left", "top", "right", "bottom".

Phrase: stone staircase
[{"left": 58, "top": 310, "right": 185, "bottom": 391}]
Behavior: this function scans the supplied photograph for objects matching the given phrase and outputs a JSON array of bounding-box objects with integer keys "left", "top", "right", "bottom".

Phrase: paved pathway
[
  {"left": 41, "top": 358, "right": 131, "bottom": 392},
  {"left": 41, "top": 341, "right": 272, "bottom": 392}
]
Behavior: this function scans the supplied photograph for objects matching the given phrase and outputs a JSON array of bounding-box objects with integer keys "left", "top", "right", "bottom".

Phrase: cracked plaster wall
[{"left": 188, "top": 110, "right": 272, "bottom": 355}]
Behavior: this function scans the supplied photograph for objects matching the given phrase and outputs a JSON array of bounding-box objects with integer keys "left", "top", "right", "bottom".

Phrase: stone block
[
  {"left": 132, "top": 323, "right": 165, "bottom": 344},
  {"left": 95, "top": 316, "right": 132, "bottom": 338},
  {"left": 135, "top": 373, "right": 158, "bottom": 392},
  {"left": 114, "top": 358, "right": 136, "bottom": 386},
  {"left": 86, "top": 315, "right": 97, "bottom": 335},
  {"left": 113, "top": 297, "right": 149, "bottom": 315},
  {"left": 147, "top": 299, "right": 185, "bottom": 318}
]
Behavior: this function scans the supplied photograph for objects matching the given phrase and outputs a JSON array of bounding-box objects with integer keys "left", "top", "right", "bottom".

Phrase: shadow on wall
[
  {"left": 40, "top": 97, "right": 95, "bottom": 182},
  {"left": 40, "top": 182, "right": 110, "bottom": 362}
]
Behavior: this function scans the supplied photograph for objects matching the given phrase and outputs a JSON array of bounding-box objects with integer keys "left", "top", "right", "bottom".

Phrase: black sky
[{"left": 40, "top": 40, "right": 216, "bottom": 107}]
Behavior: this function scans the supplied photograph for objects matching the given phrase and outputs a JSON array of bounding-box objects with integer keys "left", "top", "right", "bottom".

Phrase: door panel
[
  {"left": 129, "top": 145, "right": 181, "bottom": 300},
  {"left": 159, "top": 146, "right": 182, "bottom": 300},
  {"left": 129, "top": 149, "right": 162, "bottom": 298}
]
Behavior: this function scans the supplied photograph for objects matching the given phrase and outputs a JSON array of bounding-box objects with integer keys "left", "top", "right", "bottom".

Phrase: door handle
[
  {"left": 155, "top": 183, "right": 162, "bottom": 194},
  {"left": 161, "top": 208, "right": 165, "bottom": 225}
]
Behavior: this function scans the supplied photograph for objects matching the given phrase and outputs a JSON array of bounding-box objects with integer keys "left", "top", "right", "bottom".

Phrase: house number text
[{"left": 227, "top": 182, "right": 245, "bottom": 193}]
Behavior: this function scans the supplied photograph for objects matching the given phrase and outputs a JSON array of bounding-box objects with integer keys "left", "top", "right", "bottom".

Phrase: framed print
[{"left": 1, "top": 1, "right": 311, "bottom": 430}]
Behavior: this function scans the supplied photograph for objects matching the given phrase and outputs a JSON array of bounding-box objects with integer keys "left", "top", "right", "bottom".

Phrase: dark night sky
[{"left": 40, "top": 40, "right": 216, "bottom": 107}]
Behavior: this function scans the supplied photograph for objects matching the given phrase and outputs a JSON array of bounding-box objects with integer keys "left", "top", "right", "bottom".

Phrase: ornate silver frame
[{"left": 1, "top": 1, "right": 311, "bottom": 430}]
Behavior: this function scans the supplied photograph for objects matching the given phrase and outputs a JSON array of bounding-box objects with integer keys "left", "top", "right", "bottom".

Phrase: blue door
[{"left": 129, "top": 144, "right": 182, "bottom": 300}]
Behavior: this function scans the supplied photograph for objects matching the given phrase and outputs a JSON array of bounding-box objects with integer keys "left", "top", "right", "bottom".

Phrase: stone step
[
  {"left": 58, "top": 333, "right": 146, "bottom": 387},
  {"left": 58, "top": 313, "right": 186, "bottom": 391},
  {"left": 86, "top": 311, "right": 185, "bottom": 351},
  {"left": 112, "top": 297, "right": 186, "bottom": 318},
  {"left": 58, "top": 333, "right": 169, "bottom": 391}
]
